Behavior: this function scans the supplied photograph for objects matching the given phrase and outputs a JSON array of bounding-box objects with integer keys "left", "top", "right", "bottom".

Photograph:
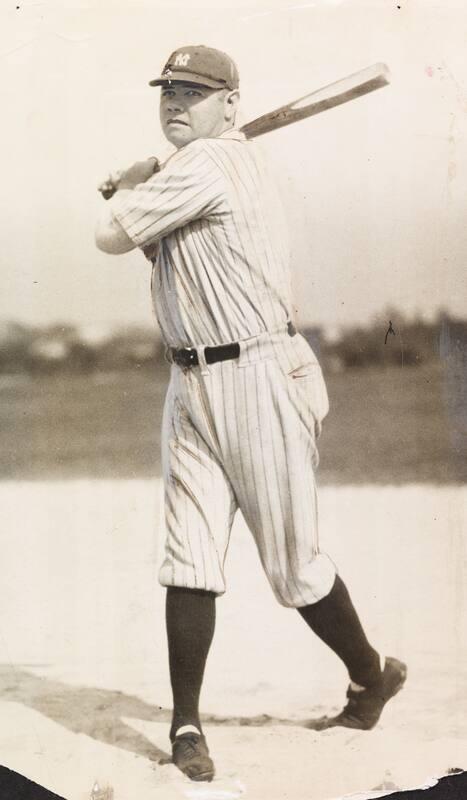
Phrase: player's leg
[
  {"left": 166, "top": 586, "right": 216, "bottom": 739},
  {"left": 298, "top": 577, "right": 407, "bottom": 730},
  {"left": 220, "top": 340, "right": 336, "bottom": 608},
  {"left": 297, "top": 574, "right": 381, "bottom": 688},
  {"left": 222, "top": 334, "right": 406, "bottom": 726},
  {"left": 276, "top": 339, "right": 408, "bottom": 726},
  {"left": 159, "top": 371, "right": 237, "bottom": 780},
  {"left": 165, "top": 586, "right": 217, "bottom": 780}
]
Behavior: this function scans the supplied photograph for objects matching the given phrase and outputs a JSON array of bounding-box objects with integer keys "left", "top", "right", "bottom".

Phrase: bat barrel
[{"left": 241, "top": 63, "right": 390, "bottom": 139}]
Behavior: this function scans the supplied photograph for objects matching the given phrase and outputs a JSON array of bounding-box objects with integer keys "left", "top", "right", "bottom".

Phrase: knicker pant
[{"left": 158, "top": 330, "right": 337, "bottom": 608}]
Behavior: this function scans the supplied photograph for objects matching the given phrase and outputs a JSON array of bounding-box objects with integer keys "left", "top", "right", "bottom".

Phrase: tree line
[{"left": 0, "top": 312, "right": 464, "bottom": 375}]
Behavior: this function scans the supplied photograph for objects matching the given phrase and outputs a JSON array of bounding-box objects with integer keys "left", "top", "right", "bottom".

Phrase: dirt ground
[{"left": 0, "top": 480, "right": 466, "bottom": 800}]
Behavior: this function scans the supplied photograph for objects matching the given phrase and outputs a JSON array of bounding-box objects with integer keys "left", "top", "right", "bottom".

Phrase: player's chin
[{"left": 163, "top": 124, "right": 195, "bottom": 149}]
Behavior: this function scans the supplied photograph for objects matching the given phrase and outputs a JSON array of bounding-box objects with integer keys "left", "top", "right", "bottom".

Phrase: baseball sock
[
  {"left": 297, "top": 574, "right": 382, "bottom": 688},
  {"left": 166, "top": 586, "right": 216, "bottom": 740}
]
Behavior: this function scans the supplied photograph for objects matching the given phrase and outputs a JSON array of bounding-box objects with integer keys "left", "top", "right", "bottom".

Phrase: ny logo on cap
[{"left": 174, "top": 53, "right": 191, "bottom": 67}]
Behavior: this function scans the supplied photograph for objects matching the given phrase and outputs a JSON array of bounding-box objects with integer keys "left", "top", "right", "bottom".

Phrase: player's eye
[
  {"left": 186, "top": 89, "right": 202, "bottom": 97},
  {"left": 162, "top": 89, "right": 175, "bottom": 97}
]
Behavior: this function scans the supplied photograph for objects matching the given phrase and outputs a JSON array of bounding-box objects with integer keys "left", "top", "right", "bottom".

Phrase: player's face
[{"left": 159, "top": 83, "right": 237, "bottom": 148}]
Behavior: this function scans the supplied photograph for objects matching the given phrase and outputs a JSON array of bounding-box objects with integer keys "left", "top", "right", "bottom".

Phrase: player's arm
[
  {"left": 95, "top": 193, "right": 137, "bottom": 254},
  {"left": 103, "top": 142, "right": 225, "bottom": 252},
  {"left": 95, "top": 158, "right": 160, "bottom": 255}
]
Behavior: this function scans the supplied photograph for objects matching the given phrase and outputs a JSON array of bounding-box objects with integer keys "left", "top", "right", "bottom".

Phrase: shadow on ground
[
  {"left": 0, "top": 665, "right": 171, "bottom": 763},
  {"left": 0, "top": 664, "right": 334, "bottom": 761}
]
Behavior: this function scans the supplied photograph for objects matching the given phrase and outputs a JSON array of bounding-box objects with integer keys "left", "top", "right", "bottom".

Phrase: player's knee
[{"left": 267, "top": 553, "right": 337, "bottom": 608}]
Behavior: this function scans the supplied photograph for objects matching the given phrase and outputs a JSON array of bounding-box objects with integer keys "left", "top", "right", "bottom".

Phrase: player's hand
[
  {"left": 97, "top": 157, "right": 160, "bottom": 199},
  {"left": 98, "top": 170, "right": 122, "bottom": 200}
]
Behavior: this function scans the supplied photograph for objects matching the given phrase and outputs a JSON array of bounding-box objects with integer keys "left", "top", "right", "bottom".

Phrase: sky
[{"left": 1, "top": 0, "right": 466, "bottom": 335}]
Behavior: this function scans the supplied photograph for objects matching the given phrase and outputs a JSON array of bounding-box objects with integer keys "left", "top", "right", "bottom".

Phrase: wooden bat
[{"left": 240, "top": 63, "right": 390, "bottom": 139}]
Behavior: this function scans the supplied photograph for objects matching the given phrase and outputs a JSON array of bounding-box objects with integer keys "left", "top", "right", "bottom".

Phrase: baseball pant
[{"left": 158, "top": 328, "right": 337, "bottom": 607}]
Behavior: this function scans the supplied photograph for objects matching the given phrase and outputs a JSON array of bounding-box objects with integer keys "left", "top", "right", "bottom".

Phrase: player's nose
[{"left": 165, "top": 97, "right": 185, "bottom": 113}]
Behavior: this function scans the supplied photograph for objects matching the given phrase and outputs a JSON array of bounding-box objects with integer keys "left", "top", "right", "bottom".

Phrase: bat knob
[{"left": 99, "top": 186, "right": 117, "bottom": 200}]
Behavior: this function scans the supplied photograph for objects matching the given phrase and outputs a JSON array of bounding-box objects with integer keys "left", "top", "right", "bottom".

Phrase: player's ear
[{"left": 224, "top": 90, "right": 240, "bottom": 123}]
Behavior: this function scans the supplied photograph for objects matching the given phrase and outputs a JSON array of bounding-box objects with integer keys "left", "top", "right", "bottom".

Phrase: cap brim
[{"left": 149, "top": 71, "right": 228, "bottom": 89}]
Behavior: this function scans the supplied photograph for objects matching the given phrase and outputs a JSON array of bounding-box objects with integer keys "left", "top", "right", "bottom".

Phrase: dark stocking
[
  {"left": 298, "top": 574, "right": 381, "bottom": 687},
  {"left": 166, "top": 587, "right": 216, "bottom": 739}
]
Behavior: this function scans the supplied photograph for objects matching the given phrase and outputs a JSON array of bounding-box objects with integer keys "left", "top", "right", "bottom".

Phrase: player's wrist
[{"left": 119, "top": 157, "right": 160, "bottom": 190}]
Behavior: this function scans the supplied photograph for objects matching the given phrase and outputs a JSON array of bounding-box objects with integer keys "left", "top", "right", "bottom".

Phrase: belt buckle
[{"left": 174, "top": 347, "right": 198, "bottom": 369}]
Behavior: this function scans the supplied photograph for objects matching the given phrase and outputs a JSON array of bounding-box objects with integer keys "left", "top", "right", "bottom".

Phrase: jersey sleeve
[{"left": 109, "top": 140, "right": 226, "bottom": 248}]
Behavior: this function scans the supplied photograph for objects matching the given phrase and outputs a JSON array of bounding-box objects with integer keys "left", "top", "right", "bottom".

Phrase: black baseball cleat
[
  {"left": 307, "top": 657, "right": 407, "bottom": 731},
  {"left": 172, "top": 731, "right": 215, "bottom": 782}
]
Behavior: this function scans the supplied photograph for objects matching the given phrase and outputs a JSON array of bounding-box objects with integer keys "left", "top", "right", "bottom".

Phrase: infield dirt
[{"left": 0, "top": 480, "right": 465, "bottom": 799}]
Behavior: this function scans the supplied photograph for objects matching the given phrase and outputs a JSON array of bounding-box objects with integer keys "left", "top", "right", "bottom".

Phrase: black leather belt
[
  {"left": 171, "top": 342, "right": 240, "bottom": 368},
  {"left": 170, "top": 322, "right": 296, "bottom": 369}
]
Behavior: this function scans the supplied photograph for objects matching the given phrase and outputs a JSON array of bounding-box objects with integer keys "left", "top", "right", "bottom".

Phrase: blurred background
[
  {"left": 1, "top": 311, "right": 465, "bottom": 483},
  {"left": 1, "top": 0, "right": 466, "bottom": 485}
]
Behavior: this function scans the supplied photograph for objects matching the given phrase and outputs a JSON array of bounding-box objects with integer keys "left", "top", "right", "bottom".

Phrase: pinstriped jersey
[{"left": 111, "top": 129, "right": 293, "bottom": 348}]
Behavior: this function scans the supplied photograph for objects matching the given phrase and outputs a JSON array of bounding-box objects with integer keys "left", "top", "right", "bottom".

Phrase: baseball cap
[{"left": 149, "top": 45, "right": 239, "bottom": 90}]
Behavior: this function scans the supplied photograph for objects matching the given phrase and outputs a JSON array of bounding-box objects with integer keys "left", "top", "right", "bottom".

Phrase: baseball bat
[{"left": 240, "top": 63, "right": 390, "bottom": 139}]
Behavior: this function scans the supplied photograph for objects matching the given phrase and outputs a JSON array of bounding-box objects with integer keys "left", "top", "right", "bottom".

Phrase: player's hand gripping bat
[
  {"left": 98, "top": 63, "right": 390, "bottom": 198},
  {"left": 98, "top": 158, "right": 161, "bottom": 200}
]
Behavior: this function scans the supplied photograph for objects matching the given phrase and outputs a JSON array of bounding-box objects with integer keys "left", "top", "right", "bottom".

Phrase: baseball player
[{"left": 95, "top": 45, "right": 407, "bottom": 783}]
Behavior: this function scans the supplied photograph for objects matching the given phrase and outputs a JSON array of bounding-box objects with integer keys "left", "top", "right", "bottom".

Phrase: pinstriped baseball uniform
[{"left": 111, "top": 129, "right": 336, "bottom": 607}]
